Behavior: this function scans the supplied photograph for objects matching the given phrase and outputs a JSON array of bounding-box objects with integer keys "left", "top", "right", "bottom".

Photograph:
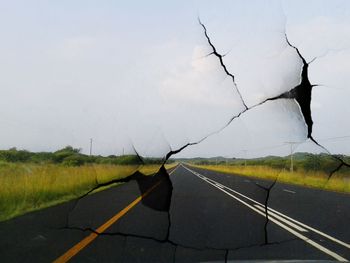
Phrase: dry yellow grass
[
  {"left": 189, "top": 164, "right": 350, "bottom": 193},
  {"left": 0, "top": 162, "right": 175, "bottom": 221}
]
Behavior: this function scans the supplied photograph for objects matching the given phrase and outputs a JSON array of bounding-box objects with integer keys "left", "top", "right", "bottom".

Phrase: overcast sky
[{"left": 0, "top": 0, "right": 350, "bottom": 158}]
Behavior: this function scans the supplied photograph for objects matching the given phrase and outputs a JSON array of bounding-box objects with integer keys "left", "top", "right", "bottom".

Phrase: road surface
[{"left": 0, "top": 163, "right": 349, "bottom": 262}]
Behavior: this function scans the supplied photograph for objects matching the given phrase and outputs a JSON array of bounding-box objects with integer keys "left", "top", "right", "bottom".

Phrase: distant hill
[{"left": 174, "top": 152, "right": 350, "bottom": 173}]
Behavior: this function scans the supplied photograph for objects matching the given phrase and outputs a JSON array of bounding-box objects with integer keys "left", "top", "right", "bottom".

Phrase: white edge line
[
  {"left": 263, "top": 205, "right": 350, "bottom": 250},
  {"left": 253, "top": 204, "right": 308, "bottom": 232},
  {"left": 182, "top": 165, "right": 348, "bottom": 262},
  {"left": 206, "top": 180, "right": 347, "bottom": 262},
  {"left": 183, "top": 164, "right": 350, "bottom": 250}
]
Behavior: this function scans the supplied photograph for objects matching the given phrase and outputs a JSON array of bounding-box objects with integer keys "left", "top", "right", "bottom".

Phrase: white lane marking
[
  {"left": 253, "top": 204, "right": 308, "bottom": 232},
  {"left": 204, "top": 178, "right": 347, "bottom": 262},
  {"left": 244, "top": 179, "right": 251, "bottom": 183},
  {"left": 215, "top": 183, "right": 223, "bottom": 188},
  {"left": 257, "top": 204, "right": 350, "bottom": 250},
  {"left": 283, "top": 189, "right": 296, "bottom": 194},
  {"left": 182, "top": 165, "right": 350, "bottom": 250},
  {"left": 181, "top": 165, "right": 349, "bottom": 262}
]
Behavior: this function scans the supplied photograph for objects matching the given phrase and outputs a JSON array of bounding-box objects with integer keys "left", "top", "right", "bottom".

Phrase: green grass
[
  {"left": 0, "top": 162, "right": 176, "bottom": 222},
  {"left": 189, "top": 164, "right": 350, "bottom": 193}
]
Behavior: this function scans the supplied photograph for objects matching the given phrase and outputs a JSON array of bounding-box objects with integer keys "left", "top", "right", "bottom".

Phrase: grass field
[
  {"left": 0, "top": 162, "right": 176, "bottom": 222},
  {"left": 189, "top": 164, "right": 350, "bottom": 193}
]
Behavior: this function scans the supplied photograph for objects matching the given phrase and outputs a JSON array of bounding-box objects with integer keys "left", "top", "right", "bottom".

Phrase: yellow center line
[{"left": 53, "top": 166, "right": 179, "bottom": 263}]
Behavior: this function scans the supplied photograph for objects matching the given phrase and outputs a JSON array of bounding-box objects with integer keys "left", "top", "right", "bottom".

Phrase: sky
[{"left": 0, "top": 0, "right": 350, "bottom": 158}]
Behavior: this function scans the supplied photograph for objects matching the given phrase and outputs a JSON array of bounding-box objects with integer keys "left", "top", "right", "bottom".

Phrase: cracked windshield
[{"left": 0, "top": 1, "right": 349, "bottom": 262}]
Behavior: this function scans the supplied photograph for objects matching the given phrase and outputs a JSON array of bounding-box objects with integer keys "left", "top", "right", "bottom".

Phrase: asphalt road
[{"left": 0, "top": 163, "right": 349, "bottom": 262}]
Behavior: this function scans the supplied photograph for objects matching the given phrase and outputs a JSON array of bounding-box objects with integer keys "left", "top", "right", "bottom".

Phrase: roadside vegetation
[
  {"left": 185, "top": 153, "right": 350, "bottom": 194},
  {"left": 0, "top": 146, "right": 176, "bottom": 222},
  {"left": 0, "top": 146, "right": 166, "bottom": 166}
]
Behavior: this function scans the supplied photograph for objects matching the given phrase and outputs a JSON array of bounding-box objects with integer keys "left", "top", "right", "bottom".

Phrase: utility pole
[
  {"left": 285, "top": 142, "right": 298, "bottom": 172},
  {"left": 290, "top": 144, "right": 293, "bottom": 172},
  {"left": 243, "top": 150, "right": 247, "bottom": 167},
  {"left": 89, "top": 138, "right": 93, "bottom": 156}
]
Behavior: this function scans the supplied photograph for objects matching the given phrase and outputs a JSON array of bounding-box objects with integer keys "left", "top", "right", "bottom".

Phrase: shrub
[{"left": 62, "top": 155, "right": 86, "bottom": 166}]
